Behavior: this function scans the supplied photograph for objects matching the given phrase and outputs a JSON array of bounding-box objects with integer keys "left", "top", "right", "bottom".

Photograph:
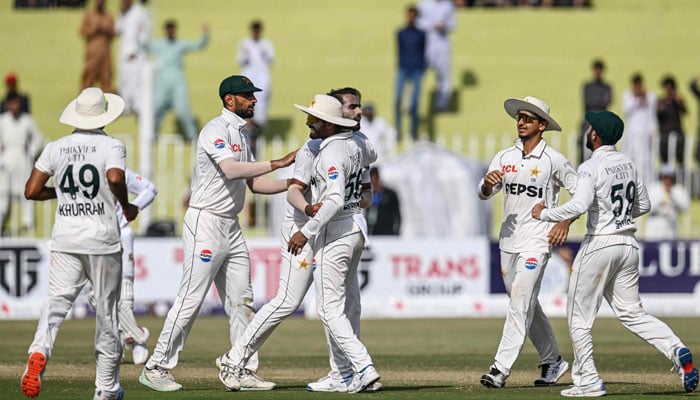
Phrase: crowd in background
[{"left": 1, "top": 0, "right": 699, "bottom": 241}]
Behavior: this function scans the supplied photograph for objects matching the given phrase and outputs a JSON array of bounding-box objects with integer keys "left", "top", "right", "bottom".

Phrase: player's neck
[{"left": 520, "top": 134, "right": 542, "bottom": 155}]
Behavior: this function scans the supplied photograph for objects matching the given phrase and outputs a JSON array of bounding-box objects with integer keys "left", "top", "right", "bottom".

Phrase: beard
[
  {"left": 585, "top": 131, "right": 594, "bottom": 151},
  {"left": 235, "top": 107, "right": 254, "bottom": 119}
]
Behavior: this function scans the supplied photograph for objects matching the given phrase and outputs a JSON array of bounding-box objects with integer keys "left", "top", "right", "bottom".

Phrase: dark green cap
[
  {"left": 585, "top": 111, "right": 624, "bottom": 145},
  {"left": 219, "top": 75, "right": 262, "bottom": 99}
]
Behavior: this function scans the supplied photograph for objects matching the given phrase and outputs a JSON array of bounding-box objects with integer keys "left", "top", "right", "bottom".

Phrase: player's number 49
[{"left": 58, "top": 164, "right": 100, "bottom": 200}]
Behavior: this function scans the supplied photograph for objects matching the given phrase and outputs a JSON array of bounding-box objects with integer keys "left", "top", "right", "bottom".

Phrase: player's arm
[
  {"left": 219, "top": 149, "right": 297, "bottom": 180},
  {"left": 24, "top": 168, "right": 56, "bottom": 201},
  {"left": 127, "top": 170, "right": 158, "bottom": 211},
  {"left": 359, "top": 167, "right": 372, "bottom": 209},
  {"left": 287, "top": 178, "right": 321, "bottom": 217},
  {"left": 478, "top": 154, "right": 503, "bottom": 199},
  {"left": 534, "top": 167, "right": 595, "bottom": 222},
  {"left": 108, "top": 168, "right": 139, "bottom": 222},
  {"left": 632, "top": 179, "right": 651, "bottom": 218},
  {"left": 247, "top": 176, "right": 290, "bottom": 194}
]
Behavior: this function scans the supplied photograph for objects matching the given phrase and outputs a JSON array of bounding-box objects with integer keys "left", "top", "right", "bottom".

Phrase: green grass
[
  {"left": 1, "top": 316, "right": 699, "bottom": 399},
  {"left": 3, "top": 0, "right": 700, "bottom": 238}
]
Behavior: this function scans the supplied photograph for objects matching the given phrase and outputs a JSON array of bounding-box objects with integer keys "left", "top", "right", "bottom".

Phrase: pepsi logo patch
[
  {"left": 524, "top": 257, "right": 538, "bottom": 270},
  {"left": 327, "top": 166, "right": 339, "bottom": 180},
  {"left": 214, "top": 139, "right": 225, "bottom": 149},
  {"left": 200, "top": 249, "right": 213, "bottom": 262}
]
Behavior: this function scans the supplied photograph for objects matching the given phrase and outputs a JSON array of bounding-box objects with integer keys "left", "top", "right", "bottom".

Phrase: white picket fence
[{"left": 3, "top": 130, "right": 697, "bottom": 239}]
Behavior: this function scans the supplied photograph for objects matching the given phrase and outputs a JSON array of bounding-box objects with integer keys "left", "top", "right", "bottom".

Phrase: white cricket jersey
[
  {"left": 115, "top": 169, "right": 156, "bottom": 229},
  {"left": 478, "top": 138, "right": 576, "bottom": 253},
  {"left": 189, "top": 108, "right": 255, "bottom": 218},
  {"left": 541, "top": 146, "right": 651, "bottom": 235},
  {"left": 300, "top": 131, "right": 377, "bottom": 239},
  {"left": 35, "top": 129, "right": 125, "bottom": 254},
  {"left": 285, "top": 139, "right": 322, "bottom": 229}
]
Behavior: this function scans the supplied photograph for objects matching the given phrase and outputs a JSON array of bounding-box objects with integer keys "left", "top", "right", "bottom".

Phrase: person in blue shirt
[
  {"left": 395, "top": 5, "right": 426, "bottom": 142},
  {"left": 148, "top": 19, "right": 209, "bottom": 141}
]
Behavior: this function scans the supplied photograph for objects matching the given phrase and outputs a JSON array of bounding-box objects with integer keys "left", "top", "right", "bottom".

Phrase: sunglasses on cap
[
  {"left": 307, "top": 114, "right": 322, "bottom": 125},
  {"left": 515, "top": 112, "right": 541, "bottom": 123}
]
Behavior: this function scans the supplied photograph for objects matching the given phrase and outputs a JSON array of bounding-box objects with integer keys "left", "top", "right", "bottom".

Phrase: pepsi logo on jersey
[
  {"left": 200, "top": 249, "right": 213, "bottom": 262},
  {"left": 327, "top": 166, "right": 339, "bottom": 180},
  {"left": 524, "top": 257, "right": 538, "bottom": 270},
  {"left": 214, "top": 139, "right": 225, "bottom": 149}
]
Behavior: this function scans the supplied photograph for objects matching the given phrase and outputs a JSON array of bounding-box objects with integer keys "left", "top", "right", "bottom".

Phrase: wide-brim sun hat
[
  {"left": 504, "top": 96, "right": 562, "bottom": 132},
  {"left": 59, "top": 87, "right": 125, "bottom": 130},
  {"left": 294, "top": 94, "right": 357, "bottom": 128}
]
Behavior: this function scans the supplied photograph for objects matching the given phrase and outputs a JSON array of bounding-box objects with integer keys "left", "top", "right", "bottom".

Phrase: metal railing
[{"left": 3, "top": 130, "right": 697, "bottom": 239}]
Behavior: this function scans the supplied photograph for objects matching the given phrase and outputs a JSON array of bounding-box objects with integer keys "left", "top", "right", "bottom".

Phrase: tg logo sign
[{"left": 0, "top": 246, "right": 42, "bottom": 297}]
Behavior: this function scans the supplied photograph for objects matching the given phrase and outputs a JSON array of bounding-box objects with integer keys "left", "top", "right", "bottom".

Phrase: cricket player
[
  {"left": 21, "top": 87, "right": 139, "bottom": 400},
  {"left": 88, "top": 168, "right": 157, "bottom": 364},
  {"left": 288, "top": 94, "right": 379, "bottom": 393},
  {"left": 533, "top": 110, "right": 699, "bottom": 397},
  {"left": 479, "top": 96, "right": 576, "bottom": 389},
  {"left": 139, "top": 75, "right": 296, "bottom": 392}
]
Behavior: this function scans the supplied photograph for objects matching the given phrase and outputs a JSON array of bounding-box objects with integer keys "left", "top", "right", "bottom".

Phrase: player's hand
[
  {"left": 123, "top": 203, "right": 139, "bottom": 222},
  {"left": 287, "top": 231, "right": 308, "bottom": 255},
  {"left": 304, "top": 202, "right": 322, "bottom": 217},
  {"left": 202, "top": 22, "right": 210, "bottom": 33},
  {"left": 548, "top": 220, "right": 571, "bottom": 246},
  {"left": 481, "top": 170, "right": 503, "bottom": 196},
  {"left": 272, "top": 149, "right": 298, "bottom": 170},
  {"left": 531, "top": 201, "right": 546, "bottom": 220}
]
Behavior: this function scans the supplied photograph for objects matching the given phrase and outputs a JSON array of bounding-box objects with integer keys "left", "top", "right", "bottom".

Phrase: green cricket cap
[
  {"left": 219, "top": 75, "right": 262, "bottom": 99},
  {"left": 585, "top": 111, "right": 624, "bottom": 145}
]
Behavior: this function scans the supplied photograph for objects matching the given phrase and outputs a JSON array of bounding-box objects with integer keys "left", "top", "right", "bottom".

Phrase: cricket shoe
[
  {"left": 93, "top": 386, "right": 124, "bottom": 400},
  {"left": 306, "top": 373, "right": 383, "bottom": 392},
  {"left": 673, "top": 347, "right": 699, "bottom": 393},
  {"left": 139, "top": 366, "right": 183, "bottom": 391},
  {"left": 239, "top": 368, "right": 276, "bottom": 391},
  {"left": 218, "top": 362, "right": 241, "bottom": 391},
  {"left": 560, "top": 378, "right": 606, "bottom": 397},
  {"left": 480, "top": 366, "right": 506, "bottom": 388},
  {"left": 535, "top": 355, "right": 569, "bottom": 386},
  {"left": 21, "top": 352, "right": 47, "bottom": 398},
  {"left": 347, "top": 365, "right": 380, "bottom": 394}
]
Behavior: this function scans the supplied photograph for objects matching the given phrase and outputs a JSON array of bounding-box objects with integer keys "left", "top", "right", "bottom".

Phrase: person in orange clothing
[{"left": 80, "top": 0, "right": 116, "bottom": 92}]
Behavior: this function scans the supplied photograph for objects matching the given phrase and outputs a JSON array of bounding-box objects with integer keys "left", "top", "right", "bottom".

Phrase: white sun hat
[
  {"left": 294, "top": 94, "right": 357, "bottom": 128},
  {"left": 503, "top": 95, "right": 562, "bottom": 132},
  {"left": 59, "top": 87, "right": 125, "bottom": 130}
]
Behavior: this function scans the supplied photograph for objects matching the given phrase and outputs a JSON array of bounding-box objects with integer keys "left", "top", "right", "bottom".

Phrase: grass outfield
[{"left": 1, "top": 316, "right": 698, "bottom": 399}]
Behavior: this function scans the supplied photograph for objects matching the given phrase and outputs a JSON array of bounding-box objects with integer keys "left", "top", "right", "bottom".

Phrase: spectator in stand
[
  {"left": 80, "top": 0, "right": 116, "bottom": 92},
  {"left": 416, "top": 0, "right": 456, "bottom": 112},
  {"left": 645, "top": 164, "right": 690, "bottom": 241},
  {"left": 395, "top": 4, "right": 426, "bottom": 141},
  {"left": 362, "top": 103, "right": 397, "bottom": 164},
  {"left": 688, "top": 76, "right": 700, "bottom": 190},
  {"left": 1, "top": 73, "right": 30, "bottom": 114},
  {"left": 367, "top": 167, "right": 401, "bottom": 235},
  {"left": 657, "top": 75, "right": 687, "bottom": 172},
  {"left": 237, "top": 20, "right": 275, "bottom": 155},
  {"left": 578, "top": 59, "right": 612, "bottom": 164},
  {"left": 0, "top": 94, "right": 44, "bottom": 232},
  {"left": 115, "top": 0, "right": 151, "bottom": 115},
  {"left": 148, "top": 19, "right": 209, "bottom": 141},
  {"left": 622, "top": 73, "right": 657, "bottom": 184}
]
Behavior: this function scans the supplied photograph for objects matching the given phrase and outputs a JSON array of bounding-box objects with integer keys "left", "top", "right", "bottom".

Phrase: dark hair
[
  {"left": 327, "top": 87, "right": 362, "bottom": 103},
  {"left": 370, "top": 166, "right": 379, "bottom": 178},
  {"left": 631, "top": 73, "right": 643, "bottom": 84},
  {"left": 251, "top": 20, "right": 262, "bottom": 30},
  {"left": 407, "top": 5, "right": 418, "bottom": 13},
  {"left": 592, "top": 59, "right": 605, "bottom": 70},
  {"left": 662, "top": 75, "right": 676, "bottom": 88},
  {"left": 164, "top": 19, "right": 176, "bottom": 29}
]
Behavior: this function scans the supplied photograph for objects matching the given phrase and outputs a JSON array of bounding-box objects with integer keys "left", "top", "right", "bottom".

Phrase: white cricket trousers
[
  {"left": 493, "top": 251, "right": 560, "bottom": 376},
  {"left": 28, "top": 251, "right": 123, "bottom": 395},
  {"left": 568, "top": 233, "right": 684, "bottom": 387},
  {"left": 229, "top": 221, "right": 314, "bottom": 365},
  {"left": 147, "top": 208, "right": 258, "bottom": 371},
  {"left": 314, "top": 228, "right": 373, "bottom": 374},
  {"left": 116, "top": 226, "right": 148, "bottom": 345}
]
